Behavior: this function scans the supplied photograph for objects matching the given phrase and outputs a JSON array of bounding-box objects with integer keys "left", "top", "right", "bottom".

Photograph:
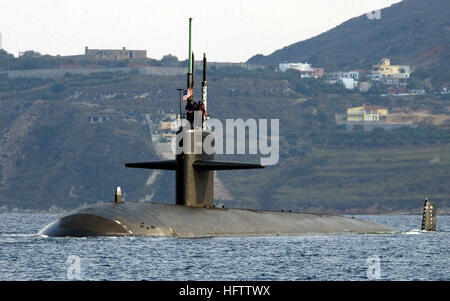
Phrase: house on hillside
[
  {"left": 85, "top": 46, "right": 147, "bottom": 60},
  {"left": 359, "top": 81, "right": 372, "bottom": 92},
  {"left": 328, "top": 71, "right": 360, "bottom": 81},
  {"left": 347, "top": 105, "right": 388, "bottom": 122},
  {"left": 279, "top": 62, "right": 324, "bottom": 78},
  {"left": 88, "top": 113, "right": 143, "bottom": 124},
  {"left": 371, "top": 58, "right": 411, "bottom": 87},
  {"left": 325, "top": 70, "right": 360, "bottom": 90}
]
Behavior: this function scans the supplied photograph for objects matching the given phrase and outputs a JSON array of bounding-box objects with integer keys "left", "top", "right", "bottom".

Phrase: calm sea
[{"left": 0, "top": 213, "right": 448, "bottom": 281}]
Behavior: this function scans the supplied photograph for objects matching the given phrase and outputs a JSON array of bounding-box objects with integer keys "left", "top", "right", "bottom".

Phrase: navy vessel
[{"left": 40, "top": 19, "right": 391, "bottom": 237}]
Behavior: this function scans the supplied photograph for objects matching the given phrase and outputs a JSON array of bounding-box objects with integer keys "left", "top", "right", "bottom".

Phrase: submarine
[{"left": 40, "top": 18, "right": 391, "bottom": 237}]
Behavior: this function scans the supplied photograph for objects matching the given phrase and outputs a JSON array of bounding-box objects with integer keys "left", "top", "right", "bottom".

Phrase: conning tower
[{"left": 125, "top": 18, "right": 264, "bottom": 207}]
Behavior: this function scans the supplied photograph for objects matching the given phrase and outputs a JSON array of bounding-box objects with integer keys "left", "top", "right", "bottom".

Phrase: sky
[{"left": 0, "top": 0, "right": 401, "bottom": 62}]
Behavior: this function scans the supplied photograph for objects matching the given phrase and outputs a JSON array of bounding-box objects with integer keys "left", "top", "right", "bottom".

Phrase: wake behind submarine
[{"left": 40, "top": 19, "right": 391, "bottom": 237}]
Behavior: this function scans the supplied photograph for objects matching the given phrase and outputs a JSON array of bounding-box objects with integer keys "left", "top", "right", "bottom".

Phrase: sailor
[
  {"left": 193, "top": 101, "right": 203, "bottom": 128},
  {"left": 185, "top": 98, "right": 195, "bottom": 128},
  {"left": 199, "top": 101, "right": 207, "bottom": 124}
]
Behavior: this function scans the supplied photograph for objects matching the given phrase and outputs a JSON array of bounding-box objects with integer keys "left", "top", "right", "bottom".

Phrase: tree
[
  {"left": 161, "top": 54, "right": 179, "bottom": 66},
  {"left": 21, "top": 50, "right": 42, "bottom": 57},
  {"left": 0, "top": 49, "right": 14, "bottom": 59},
  {"left": 50, "top": 83, "right": 66, "bottom": 93}
]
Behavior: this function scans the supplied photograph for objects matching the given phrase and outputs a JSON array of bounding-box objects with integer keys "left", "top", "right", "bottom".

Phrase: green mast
[{"left": 187, "top": 18, "right": 193, "bottom": 89}]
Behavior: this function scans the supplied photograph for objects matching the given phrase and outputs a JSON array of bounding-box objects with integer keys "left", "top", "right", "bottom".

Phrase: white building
[
  {"left": 279, "top": 62, "right": 325, "bottom": 78},
  {"left": 341, "top": 78, "right": 358, "bottom": 90},
  {"left": 371, "top": 73, "right": 383, "bottom": 81},
  {"left": 359, "top": 81, "right": 372, "bottom": 92},
  {"left": 279, "top": 62, "right": 312, "bottom": 72},
  {"left": 329, "top": 71, "right": 360, "bottom": 81},
  {"left": 324, "top": 70, "right": 360, "bottom": 90}
]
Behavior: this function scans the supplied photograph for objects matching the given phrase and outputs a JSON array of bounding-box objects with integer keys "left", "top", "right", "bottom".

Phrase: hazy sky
[{"left": 0, "top": 0, "right": 401, "bottom": 62}]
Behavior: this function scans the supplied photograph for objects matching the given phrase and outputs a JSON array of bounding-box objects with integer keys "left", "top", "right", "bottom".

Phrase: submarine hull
[{"left": 40, "top": 202, "right": 391, "bottom": 237}]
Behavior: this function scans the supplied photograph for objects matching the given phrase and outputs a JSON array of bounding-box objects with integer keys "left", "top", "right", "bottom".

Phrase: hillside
[
  {"left": 0, "top": 69, "right": 448, "bottom": 213},
  {"left": 247, "top": 0, "right": 449, "bottom": 84}
]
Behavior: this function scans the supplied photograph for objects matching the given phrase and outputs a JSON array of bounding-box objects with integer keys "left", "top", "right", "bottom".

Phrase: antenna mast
[
  {"left": 202, "top": 53, "right": 208, "bottom": 115},
  {"left": 187, "top": 18, "right": 193, "bottom": 90}
]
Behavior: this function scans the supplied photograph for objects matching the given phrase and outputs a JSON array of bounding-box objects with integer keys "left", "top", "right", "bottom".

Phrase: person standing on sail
[
  {"left": 183, "top": 88, "right": 194, "bottom": 128},
  {"left": 185, "top": 99, "right": 195, "bottom": 129}
]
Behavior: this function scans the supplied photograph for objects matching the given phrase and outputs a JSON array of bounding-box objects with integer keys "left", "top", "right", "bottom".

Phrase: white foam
[
  {"left": 1, "top": 233, "right": 37, "bottom": 238},
  {"left": 403, "top": 229, "right": 421, "bottom": 235}
]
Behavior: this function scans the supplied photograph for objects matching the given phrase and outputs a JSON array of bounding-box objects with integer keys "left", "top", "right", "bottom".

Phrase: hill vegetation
[
  {"left": 0, "top": 68, "right": 448, "bottom": 213},
  {"left": 248, "top": 0, "right": 450, "bottom": 87}
]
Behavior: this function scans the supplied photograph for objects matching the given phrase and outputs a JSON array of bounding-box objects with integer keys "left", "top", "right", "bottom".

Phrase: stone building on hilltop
[{"left": 85, "top": 46, "right": 147, "bottom": 60}]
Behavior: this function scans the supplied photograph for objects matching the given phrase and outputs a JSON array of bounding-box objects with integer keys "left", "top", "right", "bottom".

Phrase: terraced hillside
[{"left": 0, "top": 69, "right": 448, "bottom": 213}]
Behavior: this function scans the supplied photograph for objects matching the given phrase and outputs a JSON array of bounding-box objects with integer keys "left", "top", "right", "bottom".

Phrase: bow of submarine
[{"left": 39, "top": 202, "right": 174, "bottom": 237}]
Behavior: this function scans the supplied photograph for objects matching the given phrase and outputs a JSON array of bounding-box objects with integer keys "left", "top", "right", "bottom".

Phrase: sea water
[{"left": 0, "top": 213, "right": 448, "bottom": 281}]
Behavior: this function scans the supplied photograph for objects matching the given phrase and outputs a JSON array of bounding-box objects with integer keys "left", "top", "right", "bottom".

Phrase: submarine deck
[{"left": 40, "top": 202, "right": 392, "bottom": 237}]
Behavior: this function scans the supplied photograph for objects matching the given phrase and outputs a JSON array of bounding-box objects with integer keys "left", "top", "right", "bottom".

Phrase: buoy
[{"left": 421, "top": 198, "right": 436, "bottom": 231}]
